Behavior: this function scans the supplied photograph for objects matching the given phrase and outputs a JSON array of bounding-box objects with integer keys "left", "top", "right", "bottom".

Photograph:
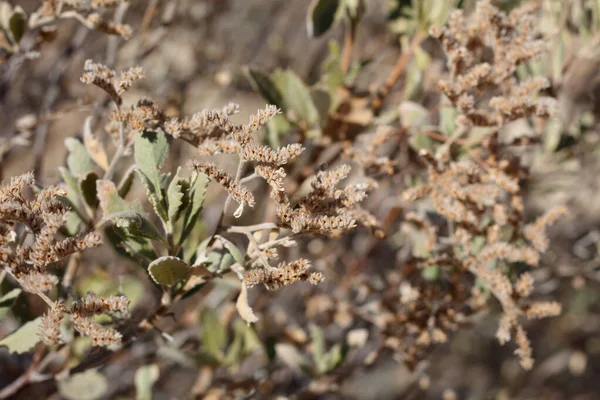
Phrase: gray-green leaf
[
  {"left": 200, "top": 307, "right": 226, "bottom": 360},
  {"left": 167, "top": 167, "right": 185, "bottom": 224},
  {"left": 57, "top": 370, "right": 108, "bottom": 400},
  {"left": 181, "top": 172, "right": 209, "bottom": 243},
  {"left": 215, "top": 235, "right": 245, "bottom": 266},
  {"left": 148, "top": 256, "right": 190, "bottom": 286},
  {"left": 134, "top": 364, "right": 159, "bottom": 400},
  {"left": 103, "top": 211, "right": 164, "bottom": 242},
  {"left": 65, "top": 137, "right": 94, "bottom": 179},
  {"left": 272, "top": 69, "right": 320, "bottom": 127},
  {"left": 0, "top": 317, "right": 41, "bottom": 354},
  {"left": 134, "top": 129, "right": 169, "bottom": 206}
]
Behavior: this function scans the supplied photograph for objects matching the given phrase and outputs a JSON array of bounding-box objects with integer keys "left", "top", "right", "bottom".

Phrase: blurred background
[{"left": 1, "top": 1, "right": 600, "bottom": 399}]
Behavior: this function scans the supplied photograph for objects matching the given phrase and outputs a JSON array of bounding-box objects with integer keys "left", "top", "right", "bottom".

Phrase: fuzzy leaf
[
  {"left": 134, "top": 364, "right": 159, "bottom": 400},
  {"left": 104, "top": 211, "right": 164, "bottom": 242},
  {"left": 59, "top": 166, "right": 82, "bottom": 207},
  {"left": 148, "top": 256, "right": 190, "bottom": 286},
  {"left": 246, "top": 68, "right": 286, "bottom": 112},
  {"left": 0, "top": 288, "right": 21, "bottom": 320},
  {"left": 167, "top": 167, "right": 185, "bottom": 223},
  {"left": 97, "top": 180, "right": 143, "bottom": 215},
  {"left": 236, "top": 282, "right": 258, "bottom": 325},
  {"left": 215, "top": 235, "right": 244, "bottom": 266},
  {"left": 181, "top": 172, "right": 209, "bottom": 243},
  {"left": 0, "top": 317, "right": 41, "bottom": 354},
  {"left": 134, "top": 129, "right": 168, "bottom": 205},
  {"left": 83, "top": 116, "right": 109, "bottom": 171},
  {"left": 136, "top": 169, "right": 168, "bottom": 222},
  {"left": 57, "top": 370, "right": 108, "bottom": 400},
  {"left": 200, "top": 307, "right": 226, "bottom": 359},
  {"left": 65, "top": 137, "right": 94, "bottom": 179}
]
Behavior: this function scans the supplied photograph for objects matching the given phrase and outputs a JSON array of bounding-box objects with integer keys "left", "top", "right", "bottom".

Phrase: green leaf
[
  {"left": 0, "top": 288, "right": 21, "bottom": 320},
  {"left": 8, "top": 6, "right": 27, "bottom": 44},
  {"left": 310, "top": 325, "right": 327, "bottom": 374},
  {"left": 65, "top": 137, "right": 94, "bottom": 179},
  {"left": 59, "top": 166, "right": 83, "bottom": 206},
  {"left": 438, "top": 97, "right": 457, "bottom": 136},
  {"left": 134, "top": 129, "right": 169, "bottom": 206},
  {"left": 224, "top": 325, "right": 244, "bottom": 368},
  {"left": 57, "top": 370, "right": 108, "bottom": 400},
  {"left": 104, "top": 211, "right": 164, "bottom": 243},
  {"left": 311, "top": 89, "right": 331, "bottom": 129},
  {"left": 83, "top": 116, "right": 109, "bottom": 171},
  {"left": 148, "top": 256, "right": 190, "bottom": 286},
  {"left": 200, "top": 307, "right": 226, "bottom": 360},
  {"left": 97, "top": 179, "right": 143, "bottom": 215},
  {"left": 167, "top": 167, "right": 185, "bottom": 224},
  {"left": 181, "top": 172, "right": 209, "bottom": 244},
  {"left": 246, "top": 68, "right": 286, "bottom": 112},
  {"left": 272, "top": 69, "right": 320, "bottom": 127},
  {"left": 307, "top": 0, "right": 340, "bottom": 37},
  {"left": 80, "top": 172, "right": 99, "bottom": 209},
  {"left": 134, "top": 364, "right": 159, "bottom": 400},
  {"left": 422, "top": 265, "right": 440, "bottom": 281},
  {"left": 215, "top": 235, "right": 245, "bottom": 266},
  {"left": 136, "top": 169, "right": 168, "bottom": 222},
  {"left": 322, "top": 40, "right": 345, "bottom": 100},
  {"left": 0, "top": 317, "right": 42, "bottom": 354},
  {"left": 106, "top": 226, "right": 156, "bottom": 264},
  {"left": 322, "top": 343, "right": 346, "bottom": 373}
]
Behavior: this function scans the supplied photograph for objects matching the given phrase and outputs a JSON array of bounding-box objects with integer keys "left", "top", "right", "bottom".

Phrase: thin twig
[
  {"left": 370, "top": 33, "right": 423, "bottom": 114},
  {"left": 341, "top": 18, "right": 358, "bottom": 73}
]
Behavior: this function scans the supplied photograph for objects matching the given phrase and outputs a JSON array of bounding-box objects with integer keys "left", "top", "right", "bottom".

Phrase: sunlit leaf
[
  {"left": 0, "top": 317, "right": 41, "bottom": 354},
  {"left": 167, "top": 167, "right": 185, "bottom": 224},
  {"left": 148, "top": 256, "right": 190, "bottom": 286},
  {"left": 83, "top": 116, "right": 109, "bottom": 171},
  {"left": 65, "top": 137, "right": 94, "bottom": 179},
  {"left": 181, "top": 171, "right": 209, "bottom": 244},
  {"left": 97, "top": 179, "right": 143, "bottom": 215},
  {"left": 236, "top": 282, "right": 258, "bottom": 325}
]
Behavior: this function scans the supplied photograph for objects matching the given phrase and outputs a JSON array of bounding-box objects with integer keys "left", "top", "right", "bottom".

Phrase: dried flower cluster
[
  {"left": 38, "top": 0, "right": 132, "bottom": 39},
  {"left": 41, "top": 293, "right": 130, "bottom": 347},
  {"left": 244, "top": 259, "right": 324, "bottom": 290},
  {"left": 0, "top": 173, "right": 130, "bottom": 347},
  {"left": 396, "top": 0, "right": 565, "bottom": 369},
  {"left": 81, "top": 60, "right": 144, "bottom": 106},
  {"left": 0, "top": 173, "right": 101, "bottom": 291},
  {"left": 431, "top": 0, "right": 554, "bottom": 127}
]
